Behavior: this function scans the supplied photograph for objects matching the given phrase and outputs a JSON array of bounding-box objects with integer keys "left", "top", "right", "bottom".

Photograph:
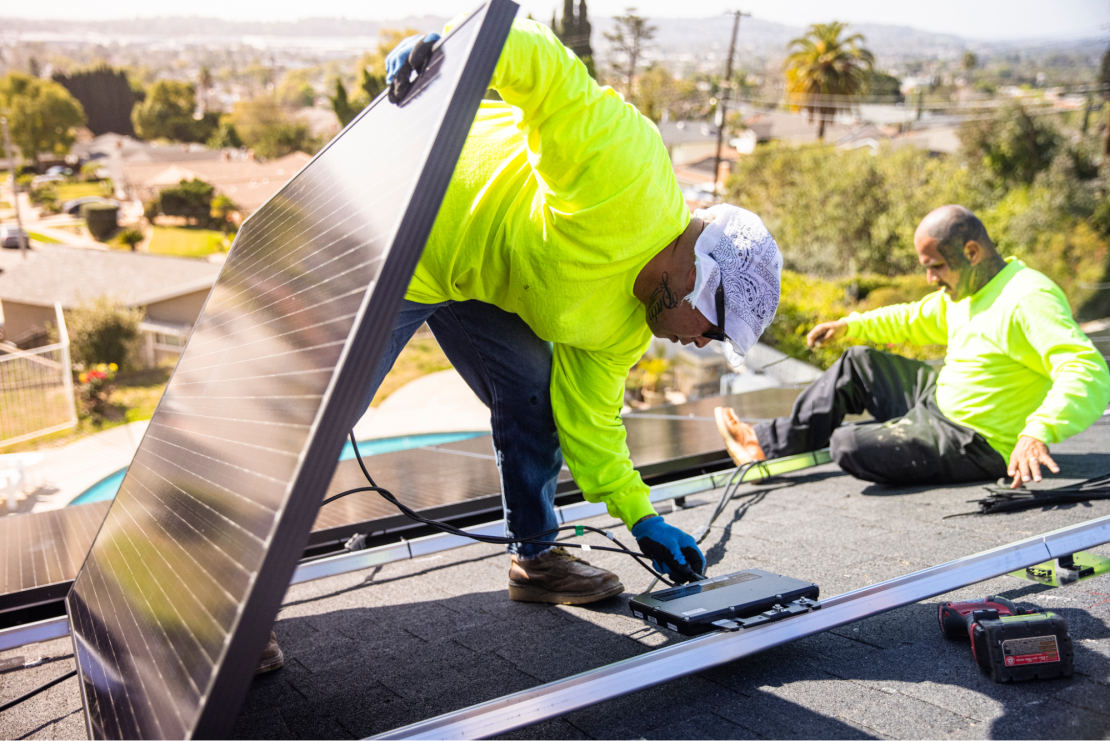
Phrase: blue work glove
[
  {"left": 385, "top": 32, "right": 441, "bottom": 84},
  {"left": 631, "top": 515, "right": 705, "bottom": 584}
]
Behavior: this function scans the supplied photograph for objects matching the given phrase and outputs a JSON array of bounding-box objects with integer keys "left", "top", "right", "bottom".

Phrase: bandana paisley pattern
[{"left": 688, "top": 205, "right": 782, "bottom": 355}]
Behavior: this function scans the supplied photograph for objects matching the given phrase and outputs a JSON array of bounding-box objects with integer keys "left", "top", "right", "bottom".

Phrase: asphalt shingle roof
[
  {"left": 1, "top": 419, "right": 1108, "bottom": 739},
  {"left": 0, "top": 245, "right": 220, "bottom": 308}
]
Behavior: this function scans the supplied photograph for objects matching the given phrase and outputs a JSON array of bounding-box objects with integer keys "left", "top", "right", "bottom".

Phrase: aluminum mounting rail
[
  {"left": 370, "top": 512, "right": 1110, "bottom": 740},
  {"left": 293, "top": 449, "right": 830, "bottom": 585},
  {"left": 0, "top": 452, "right": 832, "bottom": 653}
]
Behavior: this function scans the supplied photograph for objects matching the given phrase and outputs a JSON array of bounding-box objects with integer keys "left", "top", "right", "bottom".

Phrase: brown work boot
[
  {"left": 715, "top": 406, "right": 767, "bottom": 465},
  {"left": 508, "top": 547, "right": 624, "bottom": 605},
  {"left": 255, "top": 630, "right": 284, "bottom": 675}
]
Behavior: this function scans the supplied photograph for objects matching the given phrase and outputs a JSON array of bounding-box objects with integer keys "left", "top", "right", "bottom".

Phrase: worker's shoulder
[{"left": 1001, "top": 260, "right": 1068, "bottom": 303}]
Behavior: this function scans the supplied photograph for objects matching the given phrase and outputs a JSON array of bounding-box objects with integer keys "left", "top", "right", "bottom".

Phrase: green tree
[
  {"left": 554, "top": 0, "right": 595, "bottom": 77},
  {"left": 158, "top": 178, "right": 215, "bottom": 222},
  {"left": 865, "top": 70, "right": 903, "bottom": 101},
  {"left": 253, "top": 122, "right": 318, "bottom": 159},
  {"left": 131, "top": 80, "right": 217, "bottom": 142},
  {"left": 206, "top": 120, "right": 243, "bottom": 149},
  {"left": 66, "top": 295, "right": 144, "bottom": 370},
  {"left": 958, "top": 102, "right": 1062, "bottom": 185},
  {"left": 784, "top": 22, "right": 874, "bottom": 139},
  {"left": 117, "top": 228, "right": 144, "bottom": 251},
  {"left": 962, "top": 51, "right": 978, "bottom": 71},
  {"left": 329, "top": 77, "right": 358, "bottom": 127},
  {"left": 225, "top": 95, "right": 319, "bottom": 157},
  {"left": 0, "top": 73, "right": 86, "bottom": 169},
  {"left": 604, "top": 8, "right": 655, "bottom": 104},
  {"left": 52, "top": 64, "right": 135, "bottom": 136}
]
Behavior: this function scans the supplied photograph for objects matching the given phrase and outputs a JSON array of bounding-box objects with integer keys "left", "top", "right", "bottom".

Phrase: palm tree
[{"left": 784, "top": 22, "right": 874, "bottom": 140}]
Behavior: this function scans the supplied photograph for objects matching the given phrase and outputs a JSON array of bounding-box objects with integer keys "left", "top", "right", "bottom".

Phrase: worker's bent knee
[{"left": 829, "top": 424, "right": 929, "bottom": 485}]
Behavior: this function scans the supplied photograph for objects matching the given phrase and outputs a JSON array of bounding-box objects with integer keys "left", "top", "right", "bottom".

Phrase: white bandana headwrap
[{"left": 686, "top": 204, "right": 782, "bottom": 363}]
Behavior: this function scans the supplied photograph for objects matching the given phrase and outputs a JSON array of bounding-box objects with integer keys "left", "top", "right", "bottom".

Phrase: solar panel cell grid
[{"left": 65, "top": 4, "right": 516, "bottom": 738}]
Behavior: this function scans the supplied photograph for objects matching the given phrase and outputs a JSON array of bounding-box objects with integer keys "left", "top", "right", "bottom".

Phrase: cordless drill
[{"left": 937, "top": 596, "right": 1073, "bottom": 682}]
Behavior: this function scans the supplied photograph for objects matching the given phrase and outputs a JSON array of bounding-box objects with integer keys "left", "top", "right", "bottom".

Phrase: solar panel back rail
[{"left": 64, "top": 3, "right": 517, "bottom": 738}]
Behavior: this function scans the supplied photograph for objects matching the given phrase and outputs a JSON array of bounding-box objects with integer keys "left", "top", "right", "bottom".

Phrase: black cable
[
  {"left": 327, "top": 432, "right": 678, "bottom": 586},
  {"left": 0, "top": 669, "right": 76, "bottom": 714}
]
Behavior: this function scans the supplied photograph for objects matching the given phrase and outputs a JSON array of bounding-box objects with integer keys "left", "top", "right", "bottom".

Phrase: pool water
[{"left": 70, "top": 431, "right": 487, "bottom": 506}]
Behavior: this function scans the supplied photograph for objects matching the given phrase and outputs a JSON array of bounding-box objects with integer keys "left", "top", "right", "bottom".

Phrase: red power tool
[{"left": 938, "top": 596, "right": 1074, "bottom": 682}]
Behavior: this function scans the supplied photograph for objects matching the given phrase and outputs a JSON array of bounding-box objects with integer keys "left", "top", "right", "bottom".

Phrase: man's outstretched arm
[{"left": 1008, "top": 289, "right": 1110, "bottom": 488}]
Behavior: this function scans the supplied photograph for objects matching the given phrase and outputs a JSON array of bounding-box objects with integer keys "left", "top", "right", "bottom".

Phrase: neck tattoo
[{"left": 647, "top": 271, "right": 680, "bottom": 322}]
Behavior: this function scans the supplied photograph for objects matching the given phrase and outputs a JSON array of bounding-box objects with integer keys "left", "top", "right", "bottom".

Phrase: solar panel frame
[{"left": 64, "top": 3, "right": 517, "bottom": 738}]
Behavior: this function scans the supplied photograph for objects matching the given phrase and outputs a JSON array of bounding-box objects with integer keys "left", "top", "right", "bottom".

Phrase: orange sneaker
[{"left": 714, "top": 407, "right": 767, "bottom": 465}]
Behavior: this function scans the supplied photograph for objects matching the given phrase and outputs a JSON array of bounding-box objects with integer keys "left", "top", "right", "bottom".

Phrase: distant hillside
[
  {"left": 0, "top": 15, "right": 448, "bottom": 37},
  {"left": 1, "top": 14, "right": 1094, "bottom": 66}
]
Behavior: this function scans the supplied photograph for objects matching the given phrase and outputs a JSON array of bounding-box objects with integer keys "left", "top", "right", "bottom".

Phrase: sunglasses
[{"left": 702, "top": 275, "right": 746, "bottom": 363}]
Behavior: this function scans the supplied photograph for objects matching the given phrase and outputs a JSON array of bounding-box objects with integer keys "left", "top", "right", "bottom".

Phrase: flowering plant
[{"left": 76, "top": 363, "right": 118, "bottom": 422}]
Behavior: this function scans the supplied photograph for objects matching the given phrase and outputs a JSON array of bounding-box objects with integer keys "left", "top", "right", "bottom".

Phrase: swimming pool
[{"left": 70, "top": 431, "right": 488, "bottom": 506}]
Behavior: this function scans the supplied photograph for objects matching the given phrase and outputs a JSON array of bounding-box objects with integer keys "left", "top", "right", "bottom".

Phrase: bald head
[
  {"left": 915, "top": 205, "right": 997, "bottom": 267},
  {"left": 914, "top": 205, "right": 1006, "bottom": 301}
]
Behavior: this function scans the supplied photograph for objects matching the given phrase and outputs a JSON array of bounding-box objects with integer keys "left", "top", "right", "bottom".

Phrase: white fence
[{"left": 0, "top": 303, "right": 77, "bottom": 448}]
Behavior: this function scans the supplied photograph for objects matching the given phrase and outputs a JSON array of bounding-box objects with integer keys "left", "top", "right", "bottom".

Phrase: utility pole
[
  {"left": 1, "top": 117, "right": 29, "bottom": 259},
  {"left": 712, "top": 10, "right": 749, "bottom": 200}
]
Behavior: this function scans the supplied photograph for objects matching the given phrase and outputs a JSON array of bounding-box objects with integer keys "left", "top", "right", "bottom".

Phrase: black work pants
[{"left": 753, "top": 346, "right": 1008, "bottom": 485}]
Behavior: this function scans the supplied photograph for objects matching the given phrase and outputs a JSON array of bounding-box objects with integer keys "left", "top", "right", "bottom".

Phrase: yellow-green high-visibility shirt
[
  {"left": 843, "top": 258, "right": 1110, "bottom": 460},
  {"left": 404, "top": 19, "right": 690, "bottom": 527}
]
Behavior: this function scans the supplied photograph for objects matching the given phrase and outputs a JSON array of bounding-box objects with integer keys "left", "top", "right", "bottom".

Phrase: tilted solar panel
[{"left": 64, "top": 3, "right": 516, "bottom": 737}]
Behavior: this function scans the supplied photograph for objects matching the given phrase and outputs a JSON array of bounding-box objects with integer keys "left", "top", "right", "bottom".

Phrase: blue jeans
[{"left": 359, "top": 300, "right": 563, "bottom": 558}]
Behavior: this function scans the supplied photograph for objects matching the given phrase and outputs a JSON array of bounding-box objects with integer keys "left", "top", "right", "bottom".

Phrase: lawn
[
  {"left": 370, "top": 337, "right": 452, "bottom": 406},
  {"left": 147, "top": 226, "right": 228, "bottom": 258},
  {"left": 28, "top": 231, "right": 62, "bottom": 244},
  {"left": 55, "top": 181, "right": 112, "bottom": 201},
  {"left": 0, "top": 200, "right": 10, "bottom": 210}
]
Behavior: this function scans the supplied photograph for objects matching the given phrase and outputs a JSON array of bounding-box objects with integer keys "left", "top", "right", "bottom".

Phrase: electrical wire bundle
[
  {"left": 970, "top": 472, "right": 1110, "bottom": 515},
  {"left": 325, "top": 432, "right": 684, "bottom": 586}
]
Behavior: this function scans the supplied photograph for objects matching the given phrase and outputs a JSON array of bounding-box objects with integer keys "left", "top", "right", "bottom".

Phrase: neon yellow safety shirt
[
  {"left": 843, "top": 258, "right": 1110, "bottom": 460},
  {"left": 404, "top": 19, "right": 690, "bottom": 527}
]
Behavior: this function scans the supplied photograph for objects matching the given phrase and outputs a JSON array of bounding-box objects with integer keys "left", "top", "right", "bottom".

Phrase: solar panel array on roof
[{"left": 64, "top": 3, "right": 516, "bottom": 737}]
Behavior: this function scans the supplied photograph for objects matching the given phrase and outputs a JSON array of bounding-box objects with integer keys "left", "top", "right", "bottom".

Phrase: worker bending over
[
  {"left": 717, "top": 205, "right": 1109, "bottom": 489},
  {"left": 380, "top": 23, "right": 780, "bottom": 598}
]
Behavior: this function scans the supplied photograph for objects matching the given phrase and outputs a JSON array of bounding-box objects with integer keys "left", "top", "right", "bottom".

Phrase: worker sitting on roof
[
  {"left": 376, "top": 22, "right": 781, "bottom": 601},
  {"left": 715, "top": 205, "right": 1110, "bottom": 489}
]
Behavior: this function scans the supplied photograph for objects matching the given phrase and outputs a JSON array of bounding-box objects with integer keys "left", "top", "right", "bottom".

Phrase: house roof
[
  {"left": 124, "top": 152, "right": 313, "bottom": 214},
  {"left": 0, "top": 245, "right": 220, "bottom": 309},
  {"left": 656, "top": 120, "right": 722, "bottom": 147},
  {"left": 742, "top": 111, "right": 854, "bottom": 144}
]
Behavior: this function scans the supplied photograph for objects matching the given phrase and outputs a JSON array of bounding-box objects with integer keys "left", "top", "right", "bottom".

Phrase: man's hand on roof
[
  {"left": 1007, "top": 435, "right": 1060, "bottom": 489},
  {"left": 632, "top": 515, "right": 705, "bottom": 584},
  {"left": 807, "top": 319, "right": 848, "bottom": 349}
]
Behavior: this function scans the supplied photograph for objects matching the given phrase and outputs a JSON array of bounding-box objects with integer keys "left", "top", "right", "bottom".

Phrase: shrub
[
  {"left": 82, "top": 202, "right": 119, "bottom": 241},
  {"left": 66, "top": 295, "right": 144, "bottom": 369},
  {"left": 763, "top": 270, "right": 945, "bottom": 370},
  {"left": 117, "top": 228, "right": 144, "bottom": 250},
  {"left": 29, "top": 183, "right": 60, "bottom": 213},
  {"left": 76, "top": 362, "right": 118, "bottom": 422},
  {"left": 158, "top": 178, "right": 214, "bottom": 223}
]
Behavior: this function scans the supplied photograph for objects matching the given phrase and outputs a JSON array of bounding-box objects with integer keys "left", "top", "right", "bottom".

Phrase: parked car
[
  {"left": 0, "top": 226, "right": 29, "bottom": 249},
  {"left": 45, "top": 165, "right": 73, "bottom": 177},
  {"left": 63, "top": 196, "right": 120, "bottom": 216},
  {"left": 30, "top": 174, "right": 65, "bottom": 187}
]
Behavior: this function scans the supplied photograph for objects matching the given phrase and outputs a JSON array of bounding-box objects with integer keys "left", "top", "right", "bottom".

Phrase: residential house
[
  {"left": 123, "top": 151, "right": 313, "bottom": 216},
  {"left": 0, "top": 245, "right": 220, "bottom": 366}
]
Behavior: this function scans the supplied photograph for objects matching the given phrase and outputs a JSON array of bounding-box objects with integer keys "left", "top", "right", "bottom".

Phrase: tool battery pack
[{"left": 970, "top": 612, "right": 1074, "bottom": 682}]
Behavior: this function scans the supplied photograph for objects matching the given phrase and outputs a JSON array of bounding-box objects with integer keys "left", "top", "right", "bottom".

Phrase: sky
[{"left": 4, "top": 0, "right": 1108, "bottom": 41}]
